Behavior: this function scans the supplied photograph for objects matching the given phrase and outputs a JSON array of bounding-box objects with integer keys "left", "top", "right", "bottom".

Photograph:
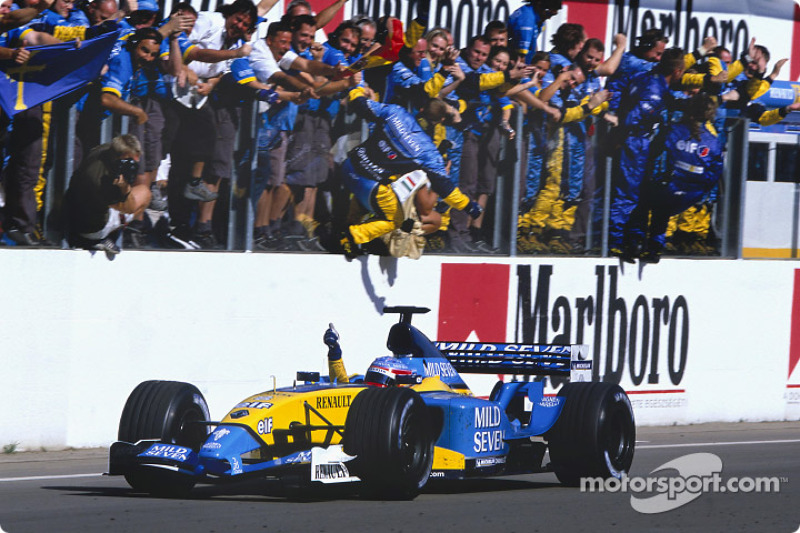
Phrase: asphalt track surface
[{"left": 1, "top": 422, "right": 798, "bottom": 533}]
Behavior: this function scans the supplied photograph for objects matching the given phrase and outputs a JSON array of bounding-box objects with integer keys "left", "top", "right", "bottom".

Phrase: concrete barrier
[{"left": 1, "top": 249, "right": 798, "bottom": 450}]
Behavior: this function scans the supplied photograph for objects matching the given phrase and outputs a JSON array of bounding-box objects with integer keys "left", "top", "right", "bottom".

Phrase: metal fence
[{"left": 36, "top": 97, "right": 750, "bottom": 257}]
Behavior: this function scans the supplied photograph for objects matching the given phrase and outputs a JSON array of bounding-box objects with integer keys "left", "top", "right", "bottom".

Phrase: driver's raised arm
[{"left": 324, "top": 324, "right": 349, "bottom": 384}]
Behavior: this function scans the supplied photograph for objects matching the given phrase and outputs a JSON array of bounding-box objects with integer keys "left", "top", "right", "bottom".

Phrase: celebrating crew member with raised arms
[{"left": 339, "top": 85, "right": 483, "bottom": 258}]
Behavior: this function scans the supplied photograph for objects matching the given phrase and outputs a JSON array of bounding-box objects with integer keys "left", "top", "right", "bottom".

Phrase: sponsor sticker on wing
[
  {"left": 475, "top": 456, "right": 506, "bottom": 468},
  {"left": 142, "top": 444, "right": 191, "bottom": 461},
  {"left": 310, "top": 445, "right": 360, "bottom": 484}
]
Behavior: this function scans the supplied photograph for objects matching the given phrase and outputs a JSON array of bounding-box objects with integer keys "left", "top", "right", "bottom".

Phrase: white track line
[
  {"left": 638, "top": 438, "right": 800, "bottom": 449},
  {"left": 0, "top": 473, "right": 102, "bottom": 482},
  {"left": 2, "top": 439, "right": 799, "bottom": 482}
]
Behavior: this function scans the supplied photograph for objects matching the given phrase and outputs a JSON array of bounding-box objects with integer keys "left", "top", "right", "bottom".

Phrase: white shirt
[
  {"left": 247, "top": 39, "right": 298, "bottom": 82},
  {"left": 188, "top": 11, "right": 245, "bottom": 79}
]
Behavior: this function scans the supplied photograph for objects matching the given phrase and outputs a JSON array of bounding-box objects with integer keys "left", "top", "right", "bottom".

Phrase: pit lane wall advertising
[
  {"left": 347, "top": 0, "right": 800, "bottom": 82},
  {"left": 1, "top": 250, "right": 799, "bottom": 450}
]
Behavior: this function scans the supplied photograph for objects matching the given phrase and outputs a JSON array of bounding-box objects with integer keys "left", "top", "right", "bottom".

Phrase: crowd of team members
[{"left": 0, "top": 0, "right": 798, "bottom": 259}]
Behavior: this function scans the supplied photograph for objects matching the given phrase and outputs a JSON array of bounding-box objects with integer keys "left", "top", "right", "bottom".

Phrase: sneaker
[
  {"left": 163, "top": 224, "right": 201, "bottom": 250},
  {"left": 448, "top": 237, "right": 480, "bottom": 255},
  {"left": 165, "top": 232, "right": 200, "bottom": 249},
  {"left": 124, "top": 225, "right": 148, "bottom": 249},
  {"left": 296, "top": 236, "right": 326, "bottom": 252},
  {"left": 149, "top": 184, "right": 168, "bottom": 211},
  {"left": 5, "top": 228, "right": 42, "bottom": 247},
  {"left": 184, "top": 181, "right": 218, "bottom": 202},
  {"left": 472, "top": 239, "right": 499, "bottom": 254},
  {"left": 253, "top": 233, "right": 275, "bottom": 252},
  {"left": 93, "top": 237, "right": 120, "bottom": 258},
  {"left": 194, "top": 231, "right": 223, "bottom": 250}
]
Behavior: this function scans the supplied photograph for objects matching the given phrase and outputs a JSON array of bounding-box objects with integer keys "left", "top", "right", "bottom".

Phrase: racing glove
[
  {"left": 323, "top": 323, "right": 342, "bottom": 360},
  {"left": 465, "top": 200, "right": 483, "bottom": 220}
]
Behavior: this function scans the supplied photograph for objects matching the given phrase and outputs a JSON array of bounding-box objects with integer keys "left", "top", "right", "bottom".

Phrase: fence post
[
  {"left": 507, "top": 104, "right": 524, "bottom": 258},
  {"left": 720, "top": 117, "right": 749, "bottom": 259}
]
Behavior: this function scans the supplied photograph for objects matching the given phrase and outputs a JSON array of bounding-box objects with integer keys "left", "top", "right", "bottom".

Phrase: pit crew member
[{"left": 339, "top": 86, "right": 482, "bottom": 258}]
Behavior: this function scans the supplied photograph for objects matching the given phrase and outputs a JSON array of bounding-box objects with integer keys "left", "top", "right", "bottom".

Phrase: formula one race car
[{"left": 109, "top": 306, "right": 635, "bottom": 499}]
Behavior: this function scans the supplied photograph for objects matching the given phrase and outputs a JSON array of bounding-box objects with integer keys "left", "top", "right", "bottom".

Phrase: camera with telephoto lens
[{"left": 116, "top": 158, "right": 139, "bottom": 185}]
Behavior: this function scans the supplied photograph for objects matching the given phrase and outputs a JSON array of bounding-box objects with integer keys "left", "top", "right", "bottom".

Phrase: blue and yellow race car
[{"left": 109, "top": 306, "right": 635, "bottom": 499}]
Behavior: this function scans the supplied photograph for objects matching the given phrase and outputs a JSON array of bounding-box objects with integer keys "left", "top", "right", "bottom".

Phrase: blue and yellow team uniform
[
  {"left": 284, "top": 42, "right": 345, "bottom": 187},
  {"left": 441, "top": 56, "right": 507, "bottom": 185},
  {"left": 342, "top": 87, "right": 471, "bottom": 244},
  {"left": 1, "top": 11, "right": 104, "bottom": 235},
  {"left": 605, "top": 52, "right": 655, "bottom": 114},
  {"left": 522, "top": 68, "right": 604, "bottom": 252},
  {"left": 229, "top": 54, "right": 298, "bottom": 200},
  {"left": 629, "top": 121, "right": 722, "bottom": 254},
  {"left": 100, "top": 44, "right": 167, "bottom": 109},
  {"left": 521, "top": 59, "right": 571, "bottom": 211},
  {"left": 610, "top": 70, "right": 674, "bottom": 253},
  {"left": 522, "top": 80, "right": 548, "bottom": 205},
  {"left": 508, "top": 3, "right": 544, "bottom": 64},
  {"left": 66, "top": 8, "right": 90, "bottom": 26},
  {"left": 383, "top": 59, "right": 447, "bottom": 110}
]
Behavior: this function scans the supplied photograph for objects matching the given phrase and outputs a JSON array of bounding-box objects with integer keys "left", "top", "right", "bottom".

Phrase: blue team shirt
[
  {"left": 299, "top": 42, "right": 345, "bottom": 119},
  {"left": 606, "top": 52, "right": 657, "bottom": 112},
  {"left": 102, "top": 45, "right": 168, "bottom": 105},
  {"left": 620, "top": 71, "right": 672, "bottom": 136},
  {"left": 508, "top": 4, "right": 543, "bottom": 64}
]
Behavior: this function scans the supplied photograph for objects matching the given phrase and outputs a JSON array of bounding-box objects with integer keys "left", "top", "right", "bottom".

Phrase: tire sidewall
[
  {"left": 162, "top": 386, "right": 211, "bottom": 448},
  {"left": 392, "top": 393, "right": 433, "bottom": 491},
  {"left": 344, "top": 387, "right": 434, "bottom": 498},
  {"left": 594, "top": 385, "right": 635, "bottom": 478},
  {"left": 549, "top": 382, "right": 636, "bottom": 484}
]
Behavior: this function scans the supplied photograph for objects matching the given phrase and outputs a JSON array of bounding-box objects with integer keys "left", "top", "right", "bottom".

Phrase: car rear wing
[{"left": 434, "top": 342, "right": 592, "bottom": 382}]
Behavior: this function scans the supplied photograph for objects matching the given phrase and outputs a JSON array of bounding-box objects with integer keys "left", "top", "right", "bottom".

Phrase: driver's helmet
[{"left": 364, "top": 356, "right": 420, "bottom": 387}]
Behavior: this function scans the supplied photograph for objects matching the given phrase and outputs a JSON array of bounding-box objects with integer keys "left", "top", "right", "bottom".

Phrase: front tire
[
  {"left": 343, "top": 387, "right": 434, "bottom": 499},
  {"left": 546, "top": 382, "right": 635, "bottom": 487},
  {"left": 118, "top": 380, "right": 211, "bottom": 496}
]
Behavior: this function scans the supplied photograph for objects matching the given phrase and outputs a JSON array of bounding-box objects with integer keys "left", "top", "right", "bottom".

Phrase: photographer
[{"left": 65, "top": 135, "right": 151, "bottom": 255}]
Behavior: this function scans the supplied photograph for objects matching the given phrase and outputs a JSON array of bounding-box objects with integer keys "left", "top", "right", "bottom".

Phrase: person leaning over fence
[
  {"left": 226, "top": 18, "right": 351, "bottom": 251},
  {"left": 163, "top": 0, "right": 255, "bottom": 250},
  {"left": 339, "top": 86, "right": 482, "bottom": 259},
  {"left": 99, "top": 27, "right": 182, "bottom": 249},
  {"left": 624, "top": 94, "right": 724, "bottom": 265},
  {"left": 65, "top": 134, "right": 151, "bottom": 256},
  {"left": 283, "top": 19, "right": 360, "bottom": 250},
  {"left": 610, "top": 47, "right": 686, "bottom": 261},
  {"left": 0, "top": 0, "right": 91, "bottom": 247},
  {"left": 447, "top": 37, "right": 534, "bottom": 253}
]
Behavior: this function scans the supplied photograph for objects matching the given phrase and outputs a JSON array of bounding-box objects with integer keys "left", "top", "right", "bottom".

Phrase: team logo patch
[{"left": 698, "top": 145, "right": 710, "bottom": 157}]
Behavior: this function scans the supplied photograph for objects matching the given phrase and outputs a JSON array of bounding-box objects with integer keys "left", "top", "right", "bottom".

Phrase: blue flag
[{"left": 0, "top": 30, "right": 120, "bottom": 116}]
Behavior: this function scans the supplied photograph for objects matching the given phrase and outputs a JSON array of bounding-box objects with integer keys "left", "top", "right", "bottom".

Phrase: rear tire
[
  {"left": 546, "top": 382, "right": 635, "bottom": 487},
  {"left": 343, "top": 387, "right": 434, "bottom": 500},
  {"left": 118, "top": 380, "right": 211, "bottom": 496}
]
